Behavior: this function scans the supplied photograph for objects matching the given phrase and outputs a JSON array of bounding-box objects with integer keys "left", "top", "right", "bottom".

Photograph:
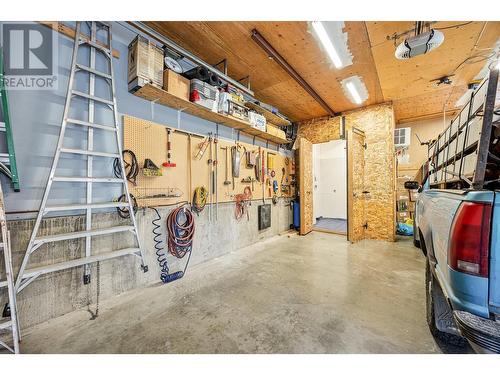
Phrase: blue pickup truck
[{"left": 409, "top": 68, "right": 500, "bottom": 353}]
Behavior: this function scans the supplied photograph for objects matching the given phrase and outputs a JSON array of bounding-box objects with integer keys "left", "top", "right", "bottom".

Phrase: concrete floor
[
  {"left": 17, "top": 232, "right": 469, "bottom": 353},
  {"left": 314, "top": 217, "right": 347, "bottom": 233}
]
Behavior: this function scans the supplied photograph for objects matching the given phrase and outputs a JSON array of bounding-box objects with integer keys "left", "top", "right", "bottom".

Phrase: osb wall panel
[
  {"left": 297, "top": 117, "right": 341, "bottom": 144},
  {"left": 298, "top": 137, "right": 313, "bottom": 235},
  {"left": 348, "top": 131, "right": 366, "bottom": 242},
  {"left": 347, "top": 104, "right": 396, "bottom": 242},
  {"left": 297, "top": 103, "right": 396, "bottom": 242}
]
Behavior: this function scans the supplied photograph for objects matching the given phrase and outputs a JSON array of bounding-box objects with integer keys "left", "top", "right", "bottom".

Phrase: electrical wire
[
  {"left": 113, "top": 150, "right": 139, "bottom": 185},
  {"left": 434, "top": 21, "right": 473, "bottom": 31},
  {"left": 116, "top": 193, "right": 138, "bottom": 219},
  {"left": 234, "top": 186, "right": 252, "bottom": 221}
]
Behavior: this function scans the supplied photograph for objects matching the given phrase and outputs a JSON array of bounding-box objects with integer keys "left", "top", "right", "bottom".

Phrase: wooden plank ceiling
[{"left": 146, "top": 21, "right": 500, "bottom": 123}]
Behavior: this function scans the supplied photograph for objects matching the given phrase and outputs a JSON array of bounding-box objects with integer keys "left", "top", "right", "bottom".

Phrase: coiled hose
[
  {"left": 192, "top": 186, "right": 207, "bottom": 215},
  {"left": 167, "top": 205, "right": 195, "bottom": 258},
  {"left": 116, "top": 193, "right": 138, "bottom": 219},
  {"left": 235, "top": 186, "right": 252, "bottom": 221},
  {"left": 151, "top": 204, "right": 195, "bottom": 283},
  {"left": 151, "top": 207, "right": 170, "bottom": 282},
  {"left": 113, "top": 150, "right": 139, "bottom": 185}
]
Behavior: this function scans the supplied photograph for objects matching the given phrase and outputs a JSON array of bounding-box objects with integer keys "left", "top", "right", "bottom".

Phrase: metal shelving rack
[{"left": 427, "top": 68, "right": 500, "bottom": 190}]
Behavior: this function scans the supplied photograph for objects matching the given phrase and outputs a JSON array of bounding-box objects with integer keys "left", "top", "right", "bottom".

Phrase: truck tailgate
[{"left": 490, "top": 191, "right": 500, "bottom": 315}]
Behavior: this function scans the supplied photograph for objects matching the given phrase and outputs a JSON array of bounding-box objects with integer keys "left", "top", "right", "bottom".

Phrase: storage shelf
[
  {"left": 245, "top": 102, "right": 292, "bottom": 127},
  {"left": 133, "top": 84, "right": 290, "bottom": 144}
]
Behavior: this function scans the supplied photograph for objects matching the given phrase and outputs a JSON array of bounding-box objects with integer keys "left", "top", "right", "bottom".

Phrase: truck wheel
[{"left": 425, "top": 260, "right": 467, "bottom": 347}]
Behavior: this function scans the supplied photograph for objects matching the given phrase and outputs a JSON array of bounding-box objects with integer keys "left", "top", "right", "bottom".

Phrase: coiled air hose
[
  {"left": 151, "top": 204, "right": 195, "bottom": 284},
  {"left": 151, "top": 207, "right": 170, "bottom": 281}
]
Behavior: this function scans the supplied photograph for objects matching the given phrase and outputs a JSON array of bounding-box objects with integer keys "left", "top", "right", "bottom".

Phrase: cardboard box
[
  {"left": 249, "top": 111, "right": 266, "bottom": 132},
  {"left": 128, "top": 35, "right": 163, "bottom": 89},
  {"left": 266, "top": 123, "right": 286, "bottom": 140},
  {"left": 163, "top": 69, "right": 190, "bottom": 101}
]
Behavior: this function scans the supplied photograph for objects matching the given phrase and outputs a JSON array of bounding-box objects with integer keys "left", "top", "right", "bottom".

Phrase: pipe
[
  {"left": 251, "top": 28, "right": 337, "bottom": 117},
  {"left": 128, "top": 22, "right": 254, "bottom": 96}
]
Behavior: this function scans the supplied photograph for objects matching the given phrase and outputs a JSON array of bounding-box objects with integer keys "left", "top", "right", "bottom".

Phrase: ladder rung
[
  {"left": 34, "top": 225, "right": 135, "bottom": 245},
  {"left": 52, "top": 176, "right": 123, "bottom": 183},
  {"left": 0, "top": 122, "right": 5, "bottom": 131},
  {"left": 0, "top": 318, "right": 12, "bottom": 330},
  {"left": 0, "top": 280, "right": 7, "bottom": 288},
  {"left": 75, "top": 64, "right": 112, "bottom": 80},
  {"left": 66, "top": 118, "right": 116, "bottom": 132},
  {"left": 0, "top": 154, "right": 10, "bottom": 164},
  {"left": 72, "top": 90, "right": 114, "bottom": 105},
  {"left": 60, "top": 148, "right": 120, "bottom": 158},
  {"left": 44, "top": 201, "right": 129, "bottom": 212},
  {"left": 79, "top": 39, "right": 111, "bottom": 55},
  {"left": 22, "top": 248, "right": 141, "bottom": 279}
]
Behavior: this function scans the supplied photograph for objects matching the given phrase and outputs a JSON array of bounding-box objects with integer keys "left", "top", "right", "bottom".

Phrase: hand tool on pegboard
[
  {"left": 221, "top": 147, "right": 231, "bottom": 186},
  {"left": 195, "top": 135, "right": 210, "bottom": 160},
  {"left": 241, "top": 176, "right": 256, "bottom": 191},
  {"left": 207, "top": 133, "right": 213, "bottom": 222},
  {"left": 162, "top": 128, "right": 176, "bottom": 168},
  {"left": 214, "top": 131, "right": 219, "bottom": 221},
  {"left": 231, "top": 143, "right": 242, "bottom": 190}
]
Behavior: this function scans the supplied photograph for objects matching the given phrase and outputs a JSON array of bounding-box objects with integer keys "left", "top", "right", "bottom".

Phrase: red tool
[{"left": 162, "top": 128, "right": 176, "bottom": 168}]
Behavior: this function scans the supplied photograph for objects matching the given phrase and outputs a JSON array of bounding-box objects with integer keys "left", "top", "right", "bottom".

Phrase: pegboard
[{"left": 123, "top": 115, "right": 295, "bottom": 208}]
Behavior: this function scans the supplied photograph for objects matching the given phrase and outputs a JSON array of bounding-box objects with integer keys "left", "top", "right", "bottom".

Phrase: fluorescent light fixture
[
  {"left": 341, "top": 76, "right": 368, "bottom": 105},
  {"left": 346, "top": 81, "right": 362, "bottom": 104},
  {"left": 311, "top": 21, "right": 344, "bottom": 69}
]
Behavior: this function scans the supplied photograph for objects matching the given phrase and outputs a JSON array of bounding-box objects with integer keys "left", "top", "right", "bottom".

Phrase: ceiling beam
[{"left": 251, "top": 28, "right": 337, "bottom": 117}]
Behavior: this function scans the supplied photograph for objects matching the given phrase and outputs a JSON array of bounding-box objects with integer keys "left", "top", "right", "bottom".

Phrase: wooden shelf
[
  {"left": 245, "top": 102, "right": 292, "bottom": 127},
  {"left": 133, "top": 84, "right": 290, "bottom": 144}
]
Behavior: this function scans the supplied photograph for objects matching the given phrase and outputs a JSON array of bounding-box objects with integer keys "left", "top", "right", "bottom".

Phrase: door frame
[
  {"left": 311, "top": 139, "right": 348, "bottom": 237},
  {"left": 299, "top": 137, "right": 313, "bottom": 235},
  {"left": 298, "top": 125, "right": 365, "bottom": 240},
  {"left": 346, "top": 126, "right": 366, "bottom": 243}
]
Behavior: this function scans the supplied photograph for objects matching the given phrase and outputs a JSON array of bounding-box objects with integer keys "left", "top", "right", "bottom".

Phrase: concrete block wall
[{"left": 0, "top": 198, "right": 292, "bottom": 329}]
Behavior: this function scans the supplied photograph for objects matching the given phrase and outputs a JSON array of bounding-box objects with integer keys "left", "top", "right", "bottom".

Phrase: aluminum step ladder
[
  {"left": 0, "top": 182, "right": 20, "bottom": 354},
  {"left": 0, "top": 47, "right": 20, "bottom": 192},
  {"left": 15, "top": 21, "right": 148, "bottom": 295}
]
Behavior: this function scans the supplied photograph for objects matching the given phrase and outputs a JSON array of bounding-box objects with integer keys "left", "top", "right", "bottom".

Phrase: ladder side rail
[
  {"left": 83, "top": 22, "right": 97, "bottom": 284},
  {"left": 473, "top": 68, "right": 499, "bottom": 189},
  {"left": 15, "top": 23, "right": 83, "bottom": 290},
  {"left": 107, "top": 24, "right": 147, "bottom": 270},
  {"left": 5, "top": 231, "right": 20, "bottom": 353},
  {"left": 0, "top": 183, "right": 19, "bottom": 353}
]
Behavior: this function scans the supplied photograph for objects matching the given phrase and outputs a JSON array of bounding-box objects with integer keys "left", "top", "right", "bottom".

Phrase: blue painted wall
[{"left": 1, "top": 22, "right": 288, "bottom": 218}]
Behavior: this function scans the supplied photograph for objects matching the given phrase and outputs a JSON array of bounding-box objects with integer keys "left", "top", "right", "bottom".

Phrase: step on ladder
[
  {"left": 0, "top": 47, "right": 20, "bottom": 192},
  {"left": 15, "top": 21, "right": 148, "bottom": 295},
  {"left": 0, "top": 182, "right": 20, "bottom": 354}
]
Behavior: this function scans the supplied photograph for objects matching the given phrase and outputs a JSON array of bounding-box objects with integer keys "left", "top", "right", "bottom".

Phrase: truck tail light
[{"left": 449, "top": 201, "right": 492, "bottom": 277}]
